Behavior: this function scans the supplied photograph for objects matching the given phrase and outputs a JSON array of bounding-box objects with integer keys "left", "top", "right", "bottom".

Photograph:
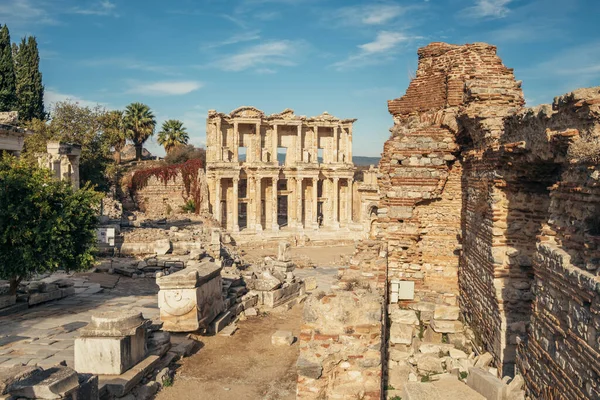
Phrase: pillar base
[
  {"left": 255, "top": 224, "right": 263, "bottom": 232},
  {"left": 233, "top": 225, "right": 240, "bottom": 232},
  {"left": 331, "top": 222, "right": 340, "bottom": 229},
  {"left": 271, "top": 224, "right": 280, "bottom": 231}
]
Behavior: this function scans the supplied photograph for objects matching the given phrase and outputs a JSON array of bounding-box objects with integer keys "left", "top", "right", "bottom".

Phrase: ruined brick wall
[
  {"left": 131, "top": 170, "right": 209, "bottom": 218},
  {"left": 381, "top": 42, "right": 523, "bottom": 307},
  {"left": 512, "top": 89, "right": 600, "bottom": 399}
]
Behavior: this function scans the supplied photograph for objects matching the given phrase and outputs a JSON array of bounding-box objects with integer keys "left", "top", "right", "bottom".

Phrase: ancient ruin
[
  {"left": 205, "top": 107, "right": 369, "bottom": 240},
  {"left": 37, "top": 142, "right": 82, "bottom": 190},
  {"left": 0, "top": 112, "right": 28, "bottom": 156}
]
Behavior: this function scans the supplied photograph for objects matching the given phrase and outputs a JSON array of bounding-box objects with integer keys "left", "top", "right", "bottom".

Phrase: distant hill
[
  {"left": 352, "top": 156, "right": 380, "bottom": 166},
  {"left": 238, "top": 153, "right": 380, "bottom": 166}
]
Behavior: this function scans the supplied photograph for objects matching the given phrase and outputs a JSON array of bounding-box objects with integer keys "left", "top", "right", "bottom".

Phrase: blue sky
[{"left": 1, "top": 0, "right": 599, "bottom": 157}]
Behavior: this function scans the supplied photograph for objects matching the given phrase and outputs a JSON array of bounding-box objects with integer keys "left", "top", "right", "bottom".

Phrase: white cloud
[
  {"left": 81, "top": 57, "right": 180, "bottom": 76},
  {"left": 336, "top": 3, "right": 407, "bottom": 26},
  {"left": 205, "top": 31, "right": 261, "bottom": 49},
  {"left": 71, "top": 0, "right": 117, "bottom": 16},
  {"left": 45, "top": 89, "right": 106, "bottom": 110},
  {"left": 533, "top": 41, "right": 600, "bottom": 78},
  {"left": 333, "top": 31, "right": 415, "bottom": 70},
  {"left": 126, "top": 81, "right": 204, "bottom": 96},
  {"left": 0, "top": 0, "right": 58, "bottom": 26},
  {"left": 463, "top": 0, "right": 512, "bottom": 19},
  {"left": 211, "top": 40, "right": 305, "bottom": 72}
]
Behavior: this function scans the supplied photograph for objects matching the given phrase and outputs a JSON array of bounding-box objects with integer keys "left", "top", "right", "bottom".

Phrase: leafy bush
[
  {"left": 181, "top": 199, "right": 196, "bottom": 213},
  {"left": 164, "top": 144, "right": 206, "bottom": 167},
  {"left": 0, "top": 155, "right": 101, "bottom": 293}
]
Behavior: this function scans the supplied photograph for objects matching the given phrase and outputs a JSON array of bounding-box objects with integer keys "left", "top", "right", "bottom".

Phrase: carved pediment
[{"left": 229, "top": 106, "right": 265, "bottom": 119}]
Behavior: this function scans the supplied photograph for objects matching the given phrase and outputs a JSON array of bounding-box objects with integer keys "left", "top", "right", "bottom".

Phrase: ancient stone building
[
  {"left": 0, "top": 112, "right": 28, "bottom": 156},
  {"left": 37, "top": 141, "right": 82, "bottom": 190},
  {"left": 205, "top": 107, "right": 361, "bottom": 238}
]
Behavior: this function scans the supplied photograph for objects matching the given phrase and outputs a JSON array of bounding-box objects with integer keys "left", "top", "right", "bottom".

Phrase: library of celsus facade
[{"left": 206, "top": 107, "right": 370, "bottom": 240}]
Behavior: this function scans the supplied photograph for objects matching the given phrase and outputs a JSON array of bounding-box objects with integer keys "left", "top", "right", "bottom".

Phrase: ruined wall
[
  {"left": 512, "top": 89, "right": 600, "bottom": 399},
  {"left": 380, "top": 40, "right": 600, "bottom": 397},
  {"left": 132, "top": 170, "right": 209, "bottom": 218},
  {"left": 297, "top": 290, "right": 383, "bottom": 400}
]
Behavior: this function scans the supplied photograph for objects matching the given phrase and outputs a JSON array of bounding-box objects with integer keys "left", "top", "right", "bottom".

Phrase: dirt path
[
  {"left": 240, "top": 244, "right": 355, "bottom": 267},
  {"left": 156, "top": 305, "right": 303, "bottom": 400}
]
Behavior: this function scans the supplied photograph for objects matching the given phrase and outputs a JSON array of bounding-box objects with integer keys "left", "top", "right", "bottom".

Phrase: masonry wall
[
  {"left": 132, "top": 170, "right": 209, "bottom": 218},
  {"left": 378, "top": 41, "right": 600, "bottom": 397}
]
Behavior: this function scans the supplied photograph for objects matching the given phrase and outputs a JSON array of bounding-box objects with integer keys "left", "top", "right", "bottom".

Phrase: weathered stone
[
  {"left": 156, "top": 261, "right": 223, "bottom": 332},
  {"left": 474, "top": 352, "right": 494, "bottom": 368},
  {"left": 154, "top": 239, "right": 171, "bottom": 255},
  {"left": 390, "top": 323, "right": 414, "bottom": 345},
  {"left": 433, "top": 305, "right": 460, "bottom": 321},
  {"left": 449, "top": 348, "right": 468, "bottom": 359},
  {"left": 430, "top": 319, "right": 463, "bottom": 333},
  {"left": 74, "top": 312, "right": 147, "bottom": 375},
  {"left": 8, "top": 366, "right": 79, "bottom": 399},
  {"left": 390, "top": 309, "right": 419, "bottom": 325},
  {"left": 467, "top": 367, "right": 507, "bottom": 400},
  {"left": 416, "top": 355, "right": 443, "bottom": 374},
  {"left": 296, "top": 357, "right": 322, "bottom": 379},
  {"left": 271, "top": 330, "right": 294, "bottom": 346}
]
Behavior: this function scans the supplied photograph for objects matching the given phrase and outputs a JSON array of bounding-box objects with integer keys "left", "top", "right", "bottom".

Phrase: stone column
[
  {"left": 287, "top": 177, "right": 295, "bottom": 228},
  {"left": 347, "top": 126, "right": 353, "bottom": 164},
  {"left": 256, "top": 177, "right": 263, "bottom": 231},
  {"left": 232, "top": 177, "right": 239, "bottom": 232},
  {"left": 214, "top": 177, "right": 221, "bottom": 227},
  {"left": 216, "top": 119, "right": 222, "bottom": 161},
  {"left": 332, "top": 177, "right": 339, "bottom": 228},
  {"left": 272, "top": 124, "right": 278, "bottom": 164},
  {"left": 312, "top": 177, "right": 318, "bottom": 229},
  {"left": 248, "top": 176, "right": 255, "bottom": 230},
  {"left": 256, "top": 121, "right": 261, "bottom": 162},
  {"left": 297, "top": 125, "right": 302, "bottom": 163},
  {"left": 271, "top": 177, "right": 279, "bottom": 231},
  {"left": 70, "top": 158, "right": 80, "bottom": 190},
  {"left": 332, "top": 126, "right": 338, "bottom": 163},
  {"left": 233, "top": 121, "right": 240, "bottom": 162},
  {"left": 313, "top": 126, "right": 319, "bottom": 164},
  {"left": 347, "top": 178, "right": 353, "bottom": 224},
  {"left": 297, "top": 177, "right": 303, "bottom": 228}
]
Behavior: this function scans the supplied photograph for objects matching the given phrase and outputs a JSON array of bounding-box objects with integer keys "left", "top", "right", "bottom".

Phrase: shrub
[
  {"left": 164, "top": 144, "right": 206, "bottom": 167},
  {"left": 0, "top": 155, "right": 101, "bottom": 293}
]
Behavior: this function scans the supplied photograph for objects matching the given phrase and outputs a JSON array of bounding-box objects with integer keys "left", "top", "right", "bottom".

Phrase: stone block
[
  {"left": 8, "top": 366, "right": 79, "bottom": 399},
  {"left": 157, "top": 262, "right": 223, "bottom": 332},
  {"left": 416, "top": 355, "right": 443, "bottom": 374},
  {"left": 244, "top": 307, "right": 258, "bottom": 317},
  {"left": 0, "top": 302, "right": 28, "bottom": 316},
  {"left": 154, "top": 239, "right": 171, "bottom": 255},
  {"left": 410, "top": 302, "right": 435, "bottom": 323},
  {"left": 430, "top": 319, "right": 463, "bottom": 333},
  {"left": 449, "top": 348, "right": 468, "bottom": 359},
  {"left": 474, "top": 352, "right": 494, "bottom": 368},
  {"left": 28, "top": 290, "right": 63, "bottom": 306},
  {"left": 98, "top": 354, "right": 160, "bottom": 398},
  {"left": 0, "top": 295, "right": 16, "bottom": 309},
  {"left": 467, "top": 367, "right": 507, "bottom": 400},
  {"left": 390, "top": 309, "right": 419, "bottom": 325},
  {"left": 433, "top": 305, "right": 460, "bottom": 321},
  {"left": 209, "top": 310, "right": 233, "bottom": 334},
  {"left": 271, "top": 330, "right": 294, "bottom": 346},
  {"left": 296, "top": 357, "right": 322, "bottom": 379},
  {"left": 76, "top": 374, "right": 99, "bottom": 400},
  {"left": 74, "top": 312, "right": 147, "bottom": 375},
  {"left": 390, "top": 323, "right": 414, "bottom": 345},
  {"left": 261, "top": 282, "right": 301, "bottom": 308},
  {"left": 171, "top": 339, "right": 196, "bottom": 357}
]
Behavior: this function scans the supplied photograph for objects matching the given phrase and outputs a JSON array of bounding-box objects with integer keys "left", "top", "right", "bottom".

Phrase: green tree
[
  {"left": 49, "top": 101, "right": 111, "bottom": 191},
  {"left": 0, "top": 25, "right": 17, "bottom": 112},
  {"left": 157, "top": 119, "right": 189, "bottom": 154},
  {"left": 124, "top": 102, "right": 156, "bottom": 161},
  {"left": 164, "top": 144, "right": 206, "bottom": 167},
  {"left": 13, "top": 36, "right": 45, "bottom": 121},
  {"left": 0, "top": 155, "right": 100, "bottom": 294},
  {"left": 101, "top": 110, "right": 127, "bottom": 164}
]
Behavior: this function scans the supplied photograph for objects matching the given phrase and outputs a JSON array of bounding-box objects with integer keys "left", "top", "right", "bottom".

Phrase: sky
[{"left": 1, "top": 0, "right": 599, "bottom": 157}]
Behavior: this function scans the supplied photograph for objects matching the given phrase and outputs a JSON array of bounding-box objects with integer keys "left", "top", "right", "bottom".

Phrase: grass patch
[{"left": 162, "top": 376, "right": 173, "bottom": 387}]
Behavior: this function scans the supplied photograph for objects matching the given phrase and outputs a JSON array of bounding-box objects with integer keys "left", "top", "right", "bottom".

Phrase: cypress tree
[
  {"left": 0, "top": 24, "right": 17, "bottom": 112},
  {"left": 14, "top": 36, "right": 45, "bottom": 121}
]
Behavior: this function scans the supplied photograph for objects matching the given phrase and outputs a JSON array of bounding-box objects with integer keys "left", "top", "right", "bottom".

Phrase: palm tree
[
  {"left": 157, "top": 119, "right": 189, "bottom": 154},
  {"left": 124, "top": 102, "right": 156, "bottom": 161},
  {"left": 101, "top": 110, "right": 126, "bottom": 164}
]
